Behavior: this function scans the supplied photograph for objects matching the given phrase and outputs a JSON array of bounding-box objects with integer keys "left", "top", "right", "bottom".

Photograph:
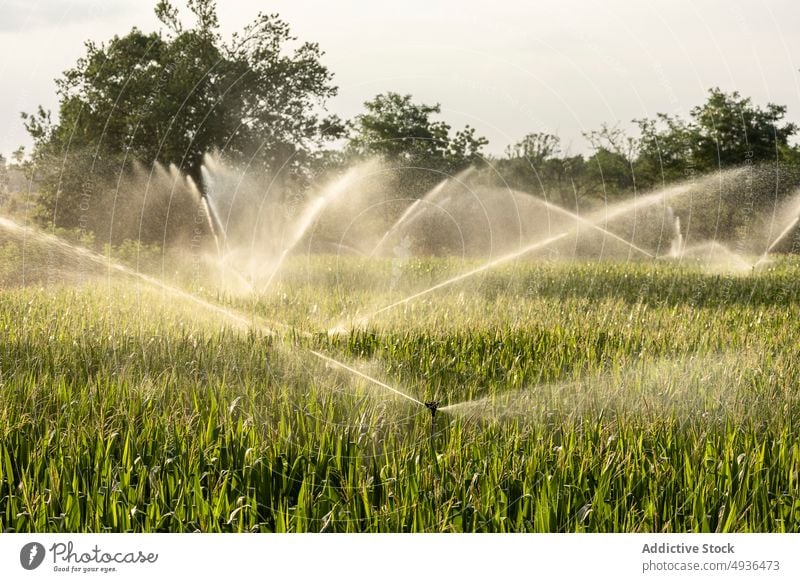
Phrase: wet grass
[{"left": 1, "top": 256, "right": 799, "bottom": 532}]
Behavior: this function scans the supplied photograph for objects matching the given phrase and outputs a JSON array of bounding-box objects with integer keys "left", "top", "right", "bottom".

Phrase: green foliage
[
  {"left": 2, "top": 256, "right": 800, "bottom": 532},
  {"left": 496, "top": 134, "right": 589, "bottom": 209},
  {"left": 18, "top": 0, "right": 800, "bottom": 254},
  {"left": 495, "top": 89, "right": 800, "bottom": 219},
  {"left": 636, "top": 88, "right": 799, "bottom": 187},
  {"left": 23, "top": 0, "right": 341, "bottom": 239},
  {"left": 347, "top": 93, "right": 488, "bottom": 196}
]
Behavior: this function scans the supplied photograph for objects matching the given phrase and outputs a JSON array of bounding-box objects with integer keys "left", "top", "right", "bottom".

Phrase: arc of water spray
[
  {"left": 190, "top": 185, "right": 258, "bottom": 295},
  {"left": 373, "top": 172, "right": 654, "bottom": 263},
  {"left": 5, "top": 168, "right": 736, "bottom": 426},
  {"left": 350, "top": 182, "right": 694, "bottom": 325},
  {"left": 259, "top": 167, "right": 366, "bottom": 292},
  {"left": 197, "top": 168, "right": 258, "bottom": 293},
  {"left": 199, "top": 196, "right": 222, "bottom": 255},
  {"left": 2, "top": 204, "right": 438, "bottom": 434},
  {"left": 190, "top": 165, "right": 428, "bottom": 406},
  {"left": 755, "top": 215, "right": 800, "bottom": 267},
  {"left": 309, "top": 350, "right": 423, "bottom": 405},
  {"left": 369, "top": 168, "right": 476, "bottom": 258},
  {"left": 0, "top": 215, "right": 422, "bottom": 413},
  {"left": 0, "top": 213, "right": 530, "bottom": 434},
  {"left": 194, "top": 176, "right": 257, "bottom": 291},
  {"left": 362, "top": 230, "right": 573, "bottom": 320},
  {"left": 369, "top": 198, "right": 423, "bottom": 257},
  {"left": 198, "top": 166, "right": 227, "bottom": 250},
  {"left": 534, "top": 195, "right": 654, "bottom": 258},
  {"left": 0, "top": 216, "right": 261, "bottom": 330}
]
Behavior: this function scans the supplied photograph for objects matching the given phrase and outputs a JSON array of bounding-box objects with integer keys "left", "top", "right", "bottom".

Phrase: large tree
[
  {"left": 636, "top": 88, "right": 798, "bottom": 183},
  {"left": 23, "top": 0, "right": 342, "bottom": 242},
  {"left": 347, "top": 92, "right": 487, "bottom": 196}
]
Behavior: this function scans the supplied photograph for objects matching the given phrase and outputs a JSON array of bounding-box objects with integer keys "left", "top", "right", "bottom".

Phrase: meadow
[{"left": 1, "top": 253, "right": 799, "bottom": 532}]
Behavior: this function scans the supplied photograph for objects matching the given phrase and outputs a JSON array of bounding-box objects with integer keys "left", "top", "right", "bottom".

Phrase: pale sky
[{"left": 1, "top": 0, "right": 799, "bottom": 158}]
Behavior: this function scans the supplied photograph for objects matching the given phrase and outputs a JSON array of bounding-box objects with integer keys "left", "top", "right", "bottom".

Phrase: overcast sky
[{"left": 1, "top": 0, "right": 798, "bottom": 158}]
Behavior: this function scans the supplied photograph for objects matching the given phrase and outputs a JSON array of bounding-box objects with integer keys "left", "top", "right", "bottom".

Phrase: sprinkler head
[
  {"left": 424, "top": 401, "right": 439, "bottom": 418},
  {"left": 424, "top": 401, "right": 439, "bottom": 439}
]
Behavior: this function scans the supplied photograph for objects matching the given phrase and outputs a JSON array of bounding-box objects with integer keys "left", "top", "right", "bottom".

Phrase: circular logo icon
[{"left": 20, "top": 542, "right": 46, "bottom": 570}]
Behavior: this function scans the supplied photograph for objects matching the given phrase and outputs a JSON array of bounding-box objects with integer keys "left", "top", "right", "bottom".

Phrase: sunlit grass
[{"left": 1, "top": 256, "right": 799, "bottom": 532}]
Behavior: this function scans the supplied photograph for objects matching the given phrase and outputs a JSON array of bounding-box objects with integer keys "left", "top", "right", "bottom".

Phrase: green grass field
[{"left": 1, "top": 255, "right": 799, "bottom": 532}]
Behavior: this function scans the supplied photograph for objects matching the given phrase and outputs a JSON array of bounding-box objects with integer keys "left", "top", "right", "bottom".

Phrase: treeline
[
  {"left": 11, "top": 0, "right": 800, "bottom": 247},
  {"left": 493, "top": 88, "right": 799, "bottom": 210},
  {"left": 345, "top": 87, "right": 800, "bottom": 210}
]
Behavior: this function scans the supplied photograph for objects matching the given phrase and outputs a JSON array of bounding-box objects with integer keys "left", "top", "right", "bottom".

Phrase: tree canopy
[
  {"left": 496, "top": 88, "right": 800, "bottom": 209},
  {"left": 635, "top": 88, "right": 798, "bottom": 185},
  {"left": 347, "top": 92, "right": 488, "bottom": 196},
  {"left": 19, "top": 0, "right": 800, "bottom": 250},
  {"left": 23, "top": 0, "right": 342, "bottom": 239}
]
